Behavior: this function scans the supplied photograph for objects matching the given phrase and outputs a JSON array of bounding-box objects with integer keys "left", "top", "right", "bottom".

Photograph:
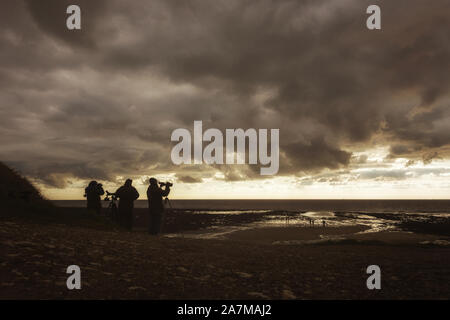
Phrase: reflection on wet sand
[{"left": 164, "top": 210, "right": 450, "bottom": 245}]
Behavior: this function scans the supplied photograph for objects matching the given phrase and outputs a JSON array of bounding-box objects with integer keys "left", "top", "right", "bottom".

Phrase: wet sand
[
  {"left": 224, "top": 225, "right": 450, "bottom": 246},
  {"left": 351, "top": 231, "right": 450, "bottom": 245},
  {"left": 226, "top": 225, "right": 370, "bottom": 244}
]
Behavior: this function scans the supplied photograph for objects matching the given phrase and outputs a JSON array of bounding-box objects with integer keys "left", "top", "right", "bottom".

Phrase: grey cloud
[
  {"left": 176, "top": 174, "right": 203, "bottom": 184},
  {"left": 358, "top": 170, "right": 408, "bottom": 181},
  {"left": 422, "top": 152, "right": 440, "bottom": 165},
  {"left": 352, "top": 154, "right": 368, "bottom": 164},
  {"left": 24, "top": 0, "right": 108, "bottom": 48},
  {"left": 282, "top": 137, "right": 352, "bottom": 173},
  {"left": 405, "top": 160, "right": 415, "bottom": 167},
  {"left": 1, "top": 0, "right": 450, "bottom": 188}
]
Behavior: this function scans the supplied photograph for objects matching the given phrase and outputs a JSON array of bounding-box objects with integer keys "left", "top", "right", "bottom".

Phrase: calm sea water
[{"left": 53, "top": 199, "right": 450, "bottom": 214}]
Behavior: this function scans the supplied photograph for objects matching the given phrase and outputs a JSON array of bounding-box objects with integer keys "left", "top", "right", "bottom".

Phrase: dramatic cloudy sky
[{"left": 1, "top": 0, "right": 450, "bottom": 199}]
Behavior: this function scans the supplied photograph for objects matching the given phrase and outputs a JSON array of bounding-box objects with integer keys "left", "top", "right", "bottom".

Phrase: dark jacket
[
  {"left": 147, "top": 185, "right": 170, "bottom": 214},
  {"left": 85, "top": 184, "right": 104, "bottom": 210},
  {"left": 115, "top": 185, "right": 139, "bottom": 211}
]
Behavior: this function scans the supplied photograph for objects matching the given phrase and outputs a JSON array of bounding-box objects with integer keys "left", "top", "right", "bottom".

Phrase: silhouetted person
[
  {"left": 322, "top": 220, "right": 326, "bottom": 227},
  {"left": 147, "top": 178, "right": 170, "bottom": 235},
  {"left": 84, "top": 181, "right": 104, "bottom": 215},
  {"left": 115, "top": 179, "right": 139, "bottom": 230}
]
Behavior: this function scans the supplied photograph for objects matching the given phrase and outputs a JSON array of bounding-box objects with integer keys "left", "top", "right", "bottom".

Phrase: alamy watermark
[
  {"left": 66, "top": 265, "right": 81, "bottom": 290},
  {"left": 66, "top": 4, "right": 381, "bottom": 31},
  {"left": 170, "top": 121, "right": 279, "bottom": 175},
  {"left": 366, "top": 265, "right": 381, "bottom": 290}
]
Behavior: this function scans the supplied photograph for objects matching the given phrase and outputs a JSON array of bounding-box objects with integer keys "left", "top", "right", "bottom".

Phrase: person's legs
[
  {"left": 87, "top": 202, "right": 96, "bottom": 215},
  {"left": 148, "top": 212, "right": 163, "bottom": 235},
  {"left": 126, "top": 209, "right": 133, "bottom": 231},
  {"left": 95, "top": 203, "right": 102, "bottom": 215},
  {"left": 154, "top": 212, "right": 162, "bottom": 234},
  {"left": 158, "top": 211, "right": 165, "bottom": 234},
  {"left": 119, "top": 209, "right": 131, "bottom": 230},
  {"left": 117, "top": 206, "right": 124, "bottom": 227},
  {"left": 148, "top": 212, "right": 157, "bottom": 235}
]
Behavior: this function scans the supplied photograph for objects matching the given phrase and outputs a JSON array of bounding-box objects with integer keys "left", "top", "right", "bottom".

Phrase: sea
[{"left": 53, "top": 199, "right": 450, "bottom": 213}]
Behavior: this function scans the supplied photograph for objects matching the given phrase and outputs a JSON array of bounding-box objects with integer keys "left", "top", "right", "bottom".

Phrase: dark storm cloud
[
  {"left": 97, "top": 0, "right": 450, "bottom": 154},
  {"left": 282, "top": 137, "right": 352, "bottom": 173},
  {"left": 1, "top": 0, "right": 450, "bottom": 188}
]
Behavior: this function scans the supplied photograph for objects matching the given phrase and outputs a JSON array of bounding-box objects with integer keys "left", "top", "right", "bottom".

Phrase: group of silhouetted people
[{"left": 84, "top": 178, "right": 170, "bottom": 235}]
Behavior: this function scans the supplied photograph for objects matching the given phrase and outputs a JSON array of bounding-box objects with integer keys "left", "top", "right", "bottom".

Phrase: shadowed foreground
[{"left": 1, "top": 217, "right": 449, "bottom": 300}]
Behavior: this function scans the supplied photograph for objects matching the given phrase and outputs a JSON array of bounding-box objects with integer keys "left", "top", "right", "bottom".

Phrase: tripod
[
  {"left": 164, "top": 197, "right": 173, "bottom": 210},
  {"left": 104, "top": 191, "right": 118, "bottom": 222}
]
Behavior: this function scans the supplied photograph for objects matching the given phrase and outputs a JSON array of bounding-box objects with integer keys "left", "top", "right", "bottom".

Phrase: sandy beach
[
  {"left": 225, "top": 225, "right": 370, "bottom": 244},
  {"left": 1, "top": 208, "right": 450, "bottom": 299},
  {"left": 224, "top": 225, "right": 449, "bottom": 246}
]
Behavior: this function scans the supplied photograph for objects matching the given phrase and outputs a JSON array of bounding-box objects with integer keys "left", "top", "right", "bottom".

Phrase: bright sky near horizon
[{"left": 39, "top": 147, "right": 450, "bottom": 200}]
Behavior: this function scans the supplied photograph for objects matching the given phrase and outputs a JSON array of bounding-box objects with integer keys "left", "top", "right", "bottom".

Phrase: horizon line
[{"left": 51, "top": 198, "right": 450, "bottom": 201}]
